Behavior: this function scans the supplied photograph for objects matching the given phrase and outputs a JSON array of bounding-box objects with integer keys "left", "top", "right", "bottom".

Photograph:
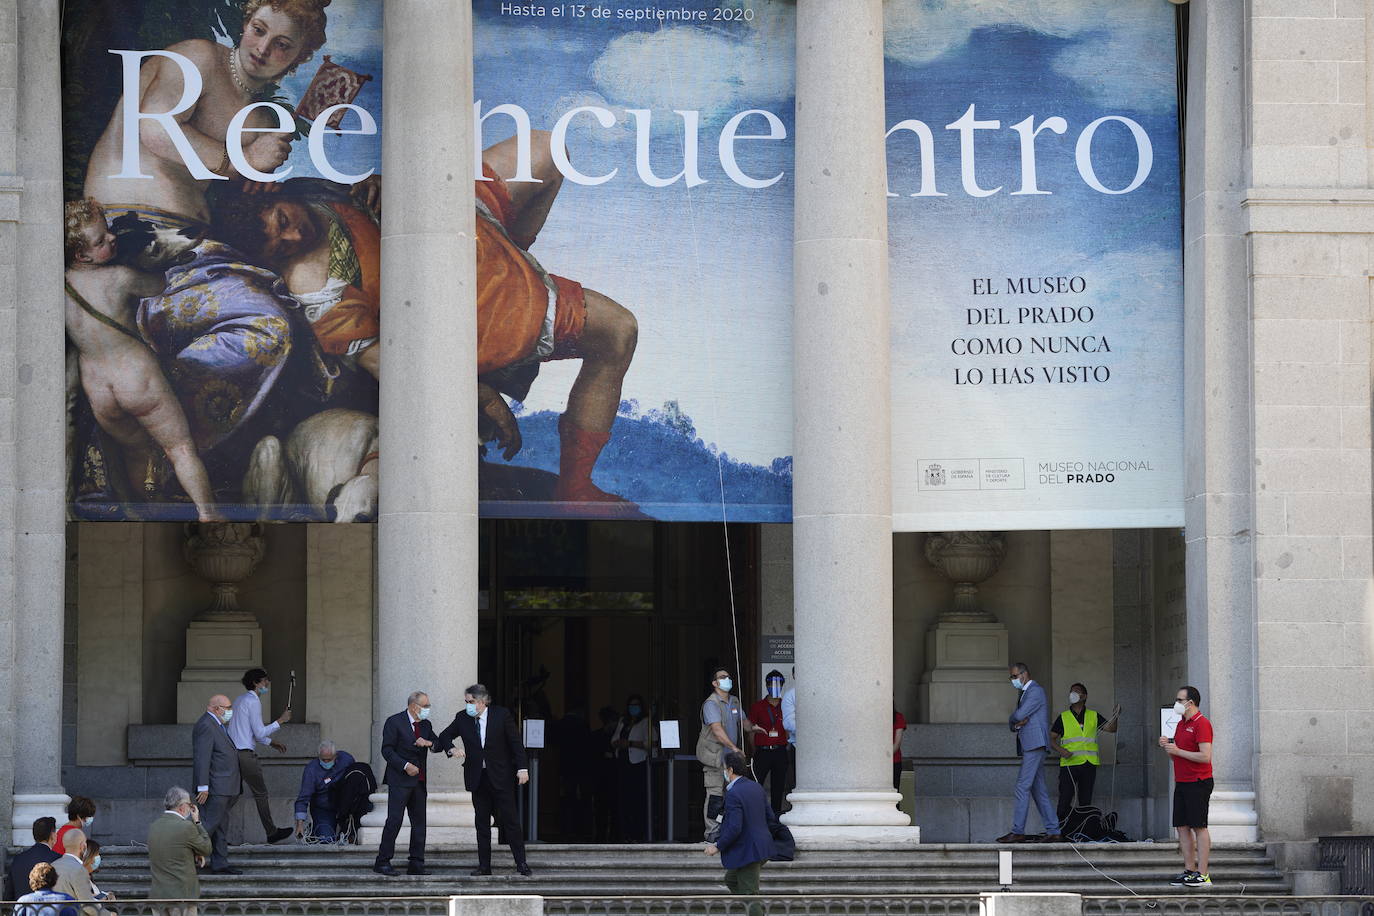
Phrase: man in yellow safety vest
[{"left": 1049, "top": 682, "right": 1120, "bottom": 824}]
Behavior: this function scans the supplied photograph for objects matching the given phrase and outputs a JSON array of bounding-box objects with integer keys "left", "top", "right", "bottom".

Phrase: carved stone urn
[
  {"left": 175, "top": 523, "right": 268, "bottom": 721},
  {"left": 183, "top": 522, "right": 266, "bottom": 622},
  {"left": 918, "top": 531, "right": 1011, "bottom": 723},
  {"left": 923, "top": 531, "right": 1006, "bottom": 623}
]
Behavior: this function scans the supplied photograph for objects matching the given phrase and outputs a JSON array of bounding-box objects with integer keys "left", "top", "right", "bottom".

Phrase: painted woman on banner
[{"left": 65, "top": 0, "right": 381, "bottom": 520}]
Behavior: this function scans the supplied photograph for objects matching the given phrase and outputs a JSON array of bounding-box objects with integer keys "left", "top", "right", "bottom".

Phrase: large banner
[
  {"left": 885, "top": 1, "right": 1184, "bottom": 530},
  {"left": 471, "top": 0, "right": 794, "bottom": 521},
  {"left": 61, "top": 1, "right": 1178, "bottom": 530},
  {"left": 63, "top": 0, "right": 384, "bottom": 523}
]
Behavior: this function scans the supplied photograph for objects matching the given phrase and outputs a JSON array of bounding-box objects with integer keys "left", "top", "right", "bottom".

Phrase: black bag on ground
[
  {"left": 330, "top": 760, "right": 377, "bottom": 842},
  {"left": 1064, "top": 805, "right": 1133, "bottom": 843},
  {"left": 765, "top": 804, "right": 795, "bottom": 861}
]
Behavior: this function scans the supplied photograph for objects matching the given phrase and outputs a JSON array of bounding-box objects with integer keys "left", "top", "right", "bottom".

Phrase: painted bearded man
[{"left": 211, "top": 133, "right": 641, "bottom": 509}]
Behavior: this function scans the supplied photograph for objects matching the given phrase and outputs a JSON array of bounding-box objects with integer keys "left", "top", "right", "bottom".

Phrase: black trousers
[
  {"left": 1057, "top": 762, "right": 1098, "bottom": 822},
  {"left": 376, "top": 782, "right": 427, "bottom": 867},
  {"left": 753, "top": 746, "right": 790, "bottom": 814},
  {"left": 473, "top": 770, "right": 526, "bottom": 868}
]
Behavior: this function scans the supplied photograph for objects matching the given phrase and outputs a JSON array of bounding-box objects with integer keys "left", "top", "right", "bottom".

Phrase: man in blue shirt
[
  {"left": 294, "top": 740, "right": 355, "bottom": 842},
  {"left": 228, "top": 668, "right": 293, "bottom": 844},
  {"left": 705, "top": 752, "right": 776, "bottom": 912}
]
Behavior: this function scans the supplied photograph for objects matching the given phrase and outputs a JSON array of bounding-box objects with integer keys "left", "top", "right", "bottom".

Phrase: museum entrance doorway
[{"left": 476, "top": 518, "right": 760, "bottom": 842}]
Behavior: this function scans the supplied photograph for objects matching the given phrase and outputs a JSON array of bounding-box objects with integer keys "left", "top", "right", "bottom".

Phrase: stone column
[
  {"left": 784, "top": 0, "right": 912, "bottom": 842},
  {"left": 360, "top": 0, "right": 479, "bottom": 844},
  {"left": 9, "top": 0, "right": 69, "bottom": 844},
  {"left": 1181, "top": 0, "right": 1257, "bottom": 843}
]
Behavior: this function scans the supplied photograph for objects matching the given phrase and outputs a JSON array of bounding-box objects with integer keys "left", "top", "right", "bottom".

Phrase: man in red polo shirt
[
  {"left": 747, "top": 670, "right": 790, "bottom": 814},
  {"left": 1158, "top": 685, "right": 1214, "bottom": 888}
]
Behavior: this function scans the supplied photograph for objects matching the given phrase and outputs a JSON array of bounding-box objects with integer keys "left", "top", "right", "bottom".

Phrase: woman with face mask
[
  {"left": 80, "top": 839, "right": 114, "bottom": 903},
  {"left": 612, "top": 694, "right": 654, "bottom": 842},
  {"left": 53, "top": 797, "right": 96, "bottom": 856}
]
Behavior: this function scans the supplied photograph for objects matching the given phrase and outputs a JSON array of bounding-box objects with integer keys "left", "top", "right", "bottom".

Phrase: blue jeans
[
  {"left": 310, "top": 804, "right": 338, "bottom": 841},
  {"left": 1012, "top": 747, "right": 1059, "bottom": 835}
]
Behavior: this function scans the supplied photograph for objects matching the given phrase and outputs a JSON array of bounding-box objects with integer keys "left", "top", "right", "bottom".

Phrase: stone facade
[{"left": 3, "top": 0, "right": 1374, "bottom": 850}]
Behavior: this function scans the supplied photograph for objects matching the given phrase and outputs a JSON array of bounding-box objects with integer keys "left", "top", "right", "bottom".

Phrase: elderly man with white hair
[{"left": 294, "top": 739, "right": 356, "bottom": 842}]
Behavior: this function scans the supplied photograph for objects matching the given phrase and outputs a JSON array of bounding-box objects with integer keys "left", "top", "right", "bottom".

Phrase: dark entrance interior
[{"left": 476, "top": 519, "right": 760, "bottom": 842}]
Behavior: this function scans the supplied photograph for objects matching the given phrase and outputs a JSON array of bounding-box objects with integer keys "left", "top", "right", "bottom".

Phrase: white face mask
[
  {"left": 1172, "top": 700, "right": 1187, "bottom": 716},
  {"left": 1068, "top": 692, "right": 1082, "bottom": 705}
]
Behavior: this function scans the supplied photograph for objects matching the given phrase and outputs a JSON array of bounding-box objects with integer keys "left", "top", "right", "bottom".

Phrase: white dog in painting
[{"left": 243, "top": 408, "right": 378, "bottom": 522}]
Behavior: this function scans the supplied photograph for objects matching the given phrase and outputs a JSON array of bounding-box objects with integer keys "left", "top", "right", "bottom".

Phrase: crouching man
[{"left": 294, "top": 740, "right": 355, "bottom": 842}]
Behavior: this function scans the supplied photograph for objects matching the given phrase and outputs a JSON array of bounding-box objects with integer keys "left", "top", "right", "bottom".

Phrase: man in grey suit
[
  {"left": 51, "top": 829, "right": 101, "bottom": 915},
  {"left": 147, "top": 786, "right": 212, "bottom": 903},
  {"left": 997, "top": 662, "right": 1063, "bottom": 843},
  {"left": 192, "top": 695, "right": 242, "bottom": 874}
]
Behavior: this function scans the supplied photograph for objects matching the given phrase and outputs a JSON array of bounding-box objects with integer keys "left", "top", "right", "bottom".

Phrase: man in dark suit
[
  {"left": 436, "top": 683, "right": 531, "bottom": 876},
  {"left": 5, "top": 817, "right": 60, "bottom": 901},
  {"left": 374, "top": 691, "right": 442, "bottom": 877},
  {"left": 705, "top": 752, "right": 775, "bottom": 910},
  {"left": 192, "top": 694, "right": 242, "bottom": 874},
  {"left": 997, "top": 661, "right": 1062, "bottom": 843}
]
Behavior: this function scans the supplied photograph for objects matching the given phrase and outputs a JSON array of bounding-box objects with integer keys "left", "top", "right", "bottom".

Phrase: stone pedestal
[
  {"left": 919, "top": 621, "right": 1010, "bottom": 723},
  {"left": 920, "top": 532, "right": 1010, "bottom": 723},
  {"left": 173, "top": 523, "right": 268, "bottom": 722},
  {"left": 175, "top": 620, "right": 266, "bottom": 722},
  {"left": 1207, "top": 788, "right": 1260, "bottom": 843}
]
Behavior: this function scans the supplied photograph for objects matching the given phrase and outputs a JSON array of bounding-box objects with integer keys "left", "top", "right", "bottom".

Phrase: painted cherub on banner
[{"left": 63, "top": 198, "right": 223, "bottom": 521}]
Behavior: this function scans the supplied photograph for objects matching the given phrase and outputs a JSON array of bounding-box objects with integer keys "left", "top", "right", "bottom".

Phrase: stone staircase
[{"left": 84, "top": 842, "right": 1290, "bottom": 898}]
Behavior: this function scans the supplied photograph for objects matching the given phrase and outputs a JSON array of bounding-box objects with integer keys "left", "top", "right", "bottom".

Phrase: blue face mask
[
  {"left": 466, "top": 702, "right": 479, "bottom": 717},
  {"left": 1010, "top": 677, "right": 1024, "bottom": 690},
  {"left": 717, "top": 677, "right": 733, "bottom": 692},
  {"left": 90, "top": 855, "right": 101, "bottom": 872},
  {"left": 320, "top": 759, "right": 335, "bottom": 770},
  {"left": 257, "top": 685, "right": 269, "bottom": 695},
  {"left": 417, "top": 706, "right": 432, "bottom": 721},
  {"left": 628, "top": 704, "right": 642, "bottom": 717}
]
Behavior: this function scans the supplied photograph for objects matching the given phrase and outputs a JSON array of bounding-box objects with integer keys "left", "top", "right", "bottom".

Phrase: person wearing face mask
[
  {"left": 696, "top": 668, "right": 766, "bottom": 841},
  {"left": 1159, "top": 685, "right": 1214, "bottom": 888},
  {"left": 1049, "top": 683, "right": 1121, "bottom": 826},
  {"left": 997, "top": 662, "right": 1062, "bottom": 844},
  {"left": 191, "top": 694, "right": 242, "bottom": 874},
  {"left": 50, "top": 829, "right": 101, "bottom": 916},
  {"left": 147, "top": 786, "right": 212, "bottom": 907},
  {"left": 436, "top": 684, "right": 532, "bottom": 876},
  {"left": 294, "top": 740, "right": 356, "bottom": 842},
  {"left": 612, "top": 694, "right": 654, "bottom": 842},
  {"left": 228, "top": 668, "right": 294, "bottom": 845},
  {"left": 373, "top": 691, "right": 442, "bottom": 876},
  {"left": 79, "top": 841, "right": 113, "bottom": 906},
  {"left": 747, "top": 671, "right": 790, "bottom": 816},
  {"left": 53, "top": 798, "right": 96, "bottom": 857}
]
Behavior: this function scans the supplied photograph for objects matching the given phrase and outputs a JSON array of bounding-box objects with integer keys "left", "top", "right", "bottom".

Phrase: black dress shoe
[
  {"left": 267, "top": 827, "right": 293, "bottom": 844},
  {"left": 373, "top": 864, "right": 397, "bottom": 876},
  {"left": 516, "top": 863, "right": 533, "bottom": 877},
  {"left": 209, "top": 867, "right": 243, "bottom": 876},
  {"left": 470, "top": 867, "right": 492, "bottom": 876},
  {"left": 407, "top": 867, "right": 431, "bottom": 876}
]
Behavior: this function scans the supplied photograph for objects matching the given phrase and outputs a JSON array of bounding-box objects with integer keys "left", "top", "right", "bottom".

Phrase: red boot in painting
[{"left": 553, "top": 415, "right": 633, "bottom": 506}]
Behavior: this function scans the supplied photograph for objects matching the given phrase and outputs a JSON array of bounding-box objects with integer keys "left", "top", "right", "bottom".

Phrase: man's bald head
[
  {"left": 208, "top": 695, "right": 232, "bottom": 723},
  {"left": 64, "top": 829, "right": 87, "bottom": 857}
]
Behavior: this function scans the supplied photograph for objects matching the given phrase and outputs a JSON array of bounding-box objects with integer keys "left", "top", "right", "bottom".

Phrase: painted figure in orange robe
[{"left": 212, "top": 130, "right": 639, "bottom": 507}]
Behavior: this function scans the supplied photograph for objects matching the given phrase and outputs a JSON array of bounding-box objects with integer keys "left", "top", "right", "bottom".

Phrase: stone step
[{"left": 83, "top": 842, "right": 1288, "bottom": 899}]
